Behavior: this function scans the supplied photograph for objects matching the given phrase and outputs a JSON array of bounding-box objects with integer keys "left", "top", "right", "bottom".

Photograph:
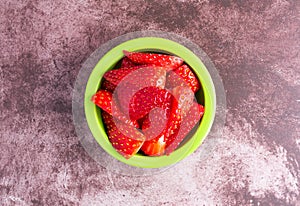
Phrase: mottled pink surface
[{"left": 1, "top": 0, "right": 300, "bottom": 205}]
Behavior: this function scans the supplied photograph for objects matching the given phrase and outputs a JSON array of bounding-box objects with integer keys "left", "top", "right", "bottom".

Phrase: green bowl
[{"left": 84, "top": 37, "right": 216, "bottom": 168}]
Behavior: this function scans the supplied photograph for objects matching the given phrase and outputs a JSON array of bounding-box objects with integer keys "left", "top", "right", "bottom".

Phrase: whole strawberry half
[
  {"left": 91, "top": 90, "right": 139, "bottom": 128},
  {"left": 166, "top": 64, "right": 200, "bottom": 93},
  {"left": 123, "top": 50, "right": 183, "bottom": 71},
  {"left": 165, "top": 102, "right": 204, "bottom": 155},
  {"left": 101, "top": 111, "right": 145, "bottom": 159}
]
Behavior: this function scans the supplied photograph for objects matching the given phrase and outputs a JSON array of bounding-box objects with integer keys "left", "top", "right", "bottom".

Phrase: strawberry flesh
[{"left": 140, "top": 136, "right": 166, "bottom": 156}]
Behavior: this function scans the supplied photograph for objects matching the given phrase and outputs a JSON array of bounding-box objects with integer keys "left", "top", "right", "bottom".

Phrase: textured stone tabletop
[{"left": 1, "top": 0, "right": 299, "bottom": 205}]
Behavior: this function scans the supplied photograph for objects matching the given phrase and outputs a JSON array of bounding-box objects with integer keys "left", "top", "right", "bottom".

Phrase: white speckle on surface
[
  {"left": 80, "top": 190, "right": 143, "bottom": 206},
  {"left": 55, "top": 166, "right": 70, "bottom": 190},
  {"left": 296, "top": 138, "right": 300, "bottom": 151},
  {"left": 271, "top": 63, "right": 300, "bottom": 86},
  {"left": 192, "top": 115, "right": 299, "bottom": 204},
  {"left": 0, "top": 196, "right": 27, "bottom": 206}
]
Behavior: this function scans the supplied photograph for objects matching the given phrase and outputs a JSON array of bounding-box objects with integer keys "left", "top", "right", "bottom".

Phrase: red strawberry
[
  {"left": 116, "top": 82, "right": 140, "bottom": 117},
  {"left": 91, "top": 90, "right": 139, "bottom": 128},
  {"left": 91, "top": 90, "right": 113, "bottom": 113},
  {"left": 104, "top": 65, "right": 156, "bottom": 86},
  {"left": 115, "top": 67, "right": 166, "bottom": 114},
  {"left": 121, "top": 56, "right": 137, "bottom": 68},
  {"left": 129, "top": 86, "right": 173, "bottom": 121},
  {"left": 123, "top": 50, "right": 183, "bottom": 71},
  {"left": 104, "top": 68, "right": 137, "bottom": 86},
  {"left": 101, "top": 79, "right": 117, "bottom": 92},
  {"left": 140, "top": 108, "right": 169, "bottom": 156},
  {"left": 172, "top": 86, "right": 195, "bottom": 117},
  {"left": 140, "top": 136, "right": 166, "bottom": 156},
  {"left": 101, "top": 111, "right": 145, "bottom": 159},
  {"left": 162, "top": 99, "right": 182, "bottom": 148},
  {"left": 141, "top": 97, "right": 182, "bottom": 155},
  {"left": 165, "top": 102, "right": 204, "bottom": 154},
  {"left": 166, "top": 64, "right": 200, "bottom": 93},
  {"left": 141, "top": 107, "right": 169, "bottom": 141}
]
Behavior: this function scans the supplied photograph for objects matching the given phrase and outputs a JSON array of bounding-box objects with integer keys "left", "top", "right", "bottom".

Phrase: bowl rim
[{"left": 84, "top": 37, "right": 216, "bottom": 168}]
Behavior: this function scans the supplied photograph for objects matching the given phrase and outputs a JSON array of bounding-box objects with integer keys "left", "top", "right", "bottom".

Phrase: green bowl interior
[{"left": 84, "top": 37, "right": 216, "bottom": 168}]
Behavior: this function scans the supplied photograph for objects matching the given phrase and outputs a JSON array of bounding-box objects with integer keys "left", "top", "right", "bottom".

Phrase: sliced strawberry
[
  {"left": 163, "top": 99, "right": 182, "bottom": 148},
  {"left": 115, "top": 67, "right": 166, "bottom": 114},
  {"left": 140, "top": 97, "right": 182, "bottom": 155},
  {"left": 140, "top": 136, "right": 166, "bottom": 156},
  {"left": 91, "top": 90, "right": 138, "bottom": 128},
  {"left": 103, "top": 65, "right": 156, "bottom": 86},
  {"left": 165, "top": 102, "right": 204, "bottom": 155},
  {"left": 91, "top": 90, "right": 113, "bottom": 113},
  {"left": 137, "top": 114, "right": 148, "bottom": 129},
  {"left": 166, "top": 64, "right": 200, "bottom": 93},
  {"left": 127, "top": 66, "right": 166, "bottom": 89},
  {"left": 101, "top": 79, "right": 117, "bottom": 92},
  {"left": 123, "top": 50, "right": 183, "bottom": 71},
  {"left": 116, "top": 82, "right": 140, "bottom": 117},
  {"left": 141, "top": 108, "right": 168, "bottom": 141},
  {"left": 101, "top": 111, "right": 145, "bottom": 159},
  {"left": 172, "top": 86, "right": 195, "bottom": 117},
  {"left": 104, "top": 68, "right": 136, "bottom": 86},
  {"left": 120, "top": 56, "right": 137, "bottom": 68},
  {"left": 129, "top": 86, "right": 173, "bottom": 121}
]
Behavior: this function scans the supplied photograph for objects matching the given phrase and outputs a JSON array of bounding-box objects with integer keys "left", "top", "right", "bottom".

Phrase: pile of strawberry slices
[{"left": 91, "top": 51, "right": 204, "bottom": 159}]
